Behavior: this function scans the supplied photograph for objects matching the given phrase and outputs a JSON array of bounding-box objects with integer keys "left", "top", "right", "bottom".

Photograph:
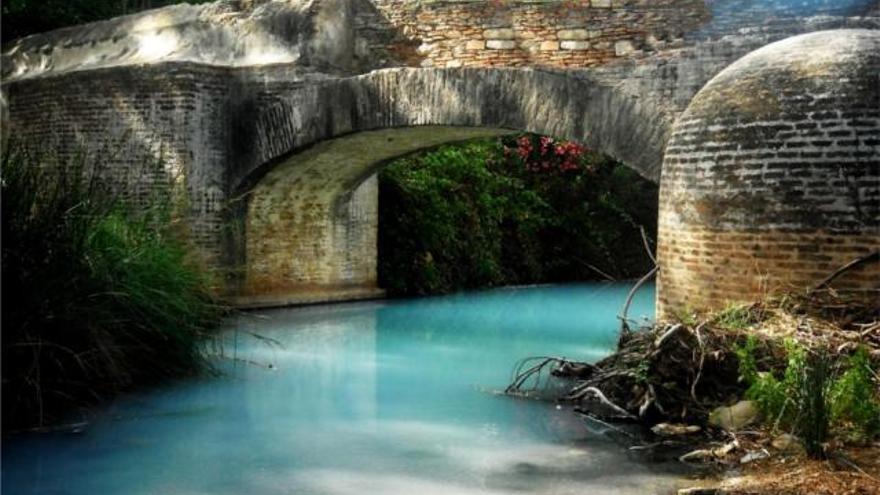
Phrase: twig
[
  {"left": 506, "top": 357, "right": 564, "bottom": 394},
  {"left": 811, "top": 251, "right": 879, "bottom": 294},
  {"left": 573, "top": 257, "right": 617, "bottom": 281},
  {"left": 691, "top": 322, "right": 706, "bottom": 404},
  {"left": 568, "top": 386, "right": 636, "bottom": 419},
  {"left": 639, "top": 225, "right": 657, "bottom": 265},
  {"left": 618, "top": 266, "right": 659, "bottom": 329},
  {"left": 829, "top": 451, "right": 880, "bottom": 483},
  {"left": 653, "top": 323, "right": 683, "bottom": 348},
  {"left": 237, "top": 330, "right": 285, "bottom": 349},
  {"left": 576, "top": 410, "right": 639, "bottom": 440}
]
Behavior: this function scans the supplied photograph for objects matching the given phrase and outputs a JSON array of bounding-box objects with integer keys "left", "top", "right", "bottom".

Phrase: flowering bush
[{"left": 378, "top": 134, "right": 658, "bottom": 296}]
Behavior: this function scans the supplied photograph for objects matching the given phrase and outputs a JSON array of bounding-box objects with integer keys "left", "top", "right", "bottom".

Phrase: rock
[
  {"left": 679, "top": 440, "right": 738, "bottom": 463},
  {"left": 651, "top": 423, "right": 701, "bottom": 437},
  {"left": 771, "top": 433, "right": 804, "bottom": 454},
  {"left": 739, "top": 449, "right": 770, "bottom": 464},
  {"left": 679, "top": 449, "right": 715, "bottom": 463},
  {"left": 708, "top": 401, "right": 759, "bottom": 431}
]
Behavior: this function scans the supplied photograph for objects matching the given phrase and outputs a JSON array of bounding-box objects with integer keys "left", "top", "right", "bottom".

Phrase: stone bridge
[{"left": 2, "top": 0, "right": 878, "bottom": 312}]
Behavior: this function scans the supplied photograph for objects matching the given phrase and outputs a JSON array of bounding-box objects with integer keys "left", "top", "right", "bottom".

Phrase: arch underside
[{"left": 233, "top": 126, "right": 513, "bottom": 308}]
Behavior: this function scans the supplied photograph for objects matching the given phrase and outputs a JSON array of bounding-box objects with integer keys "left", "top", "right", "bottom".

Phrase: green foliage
[
  {"left": 378, "top": 135, "right": 658, "bottom": 296},
  {"left": 378, "top": 141, "right": 549, "bottom": 294},
  {"left": 1, "top": 0, "right": 211, "bottom": 43},
  {"left": 715, "top": 303, "right": 758, "bottom": 330},
  {"left": 829, "top": 347, "right": 880, "bottom": 441},
  {"left": 1, "top": 146, "right": 224, "bottom": 430},
  {"left": 736, "top": 338, "right": 880, "bottom": 456},
  {"left": 736, "top": 336, "right": 788, "bottom": 422}
]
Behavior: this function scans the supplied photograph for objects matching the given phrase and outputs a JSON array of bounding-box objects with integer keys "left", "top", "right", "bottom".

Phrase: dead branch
[
  {"left": 618, "top": 266, "right": 658, "bottom": 330},
  {"left": 811, "top": 251, "right": 879, "bottom": 294}
]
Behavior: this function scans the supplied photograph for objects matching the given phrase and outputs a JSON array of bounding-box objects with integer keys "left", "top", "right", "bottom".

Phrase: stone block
[
  {"left": 592, "top": 0, "right": 612, "bottom": 8},
  {"left": 561, "top": 41, "right": 590, "bottom": 50},
  {"left": 465, "top": 39, "right": 485, "bottom": 50},
  {"left": 614, "top": 40, "right": 635, "bottom": 56},
  {"left": 557, "top": 29, "right": 589, "bottom": 40},
  {"left": 486, "top": 40, "right": 516, "bottom": 50},
  {"left": 483, "top": 28, "right": 515, "bottom": 40},
  {"left": 539, "top": 41, "right": 559, "bottom": 51}
]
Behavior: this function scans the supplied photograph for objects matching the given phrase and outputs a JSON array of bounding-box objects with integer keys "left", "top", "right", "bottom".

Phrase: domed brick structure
[{"left": 657, "top": 29, "right": 880, "bottom": 319}]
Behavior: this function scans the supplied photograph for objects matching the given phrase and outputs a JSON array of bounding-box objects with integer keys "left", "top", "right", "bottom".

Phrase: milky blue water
[{"left": 2, "top": 283, "right": 688, "bottom": 495}]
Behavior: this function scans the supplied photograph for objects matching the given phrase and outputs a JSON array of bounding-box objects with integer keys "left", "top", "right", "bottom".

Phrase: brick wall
[
  {"left": 3, "top": 64, "right": 233, "bottom": 263},
  {"left": 657, "top": 30, "right": 880, "bottom": 318}
]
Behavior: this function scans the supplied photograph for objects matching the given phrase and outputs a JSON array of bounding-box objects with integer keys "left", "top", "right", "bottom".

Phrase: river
[{"left": 3, "top": 283, "right": 692, "bottom": 494}]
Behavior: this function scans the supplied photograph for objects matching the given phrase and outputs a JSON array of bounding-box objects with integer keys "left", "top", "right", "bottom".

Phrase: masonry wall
[
  {"left": 3, "top": 64, "right": 233, "bottom": 263},
  {"left": 362, "top": 0, "right": 710, "bottom": 69},
  {"left": 656, "top": 30, "right": 880, "bottom": 318}
]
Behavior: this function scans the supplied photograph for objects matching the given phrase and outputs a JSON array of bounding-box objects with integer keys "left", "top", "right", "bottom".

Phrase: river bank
[{"left": 507, "top": 290, "right": 880, "bottom": 494}]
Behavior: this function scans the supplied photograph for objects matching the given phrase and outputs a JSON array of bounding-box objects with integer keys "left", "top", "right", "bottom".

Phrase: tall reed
[{"left": 1, "top": 146, "right": 225, "bottom": 430}]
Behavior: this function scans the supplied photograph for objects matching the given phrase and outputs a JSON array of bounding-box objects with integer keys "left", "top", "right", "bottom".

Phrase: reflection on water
[{"left": 3, "top": 283, "right": 689, "bottom": 495}]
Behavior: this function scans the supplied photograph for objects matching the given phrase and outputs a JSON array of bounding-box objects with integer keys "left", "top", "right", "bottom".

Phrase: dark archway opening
[{"left": 377, "top": 134, "right": 659, "bottom": 297}]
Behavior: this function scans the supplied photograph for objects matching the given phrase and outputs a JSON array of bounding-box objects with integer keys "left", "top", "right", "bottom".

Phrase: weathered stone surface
[
  {"left": 658, "top": 30, "right": 880, "bottom": 318},
  {"left": 483, "top": 28, "right": 515, "bottom": 40},
  {"left": 614, "top": 40, "right": 636, "bottom": 56},
  {"left": 557, "top": 29, "right": 590, "bottom": 40},
  {"left": 708, "top": 401, "right": 760, "bottom": 430},
  {"left": 486, "top": 39, "right": 516, "bottom": 50},
  {"left": 240, "top": 126, "right": 511, "bottom": 305},
  {"left": 561, "top": 41, "right": 591, "bottom": 50}
]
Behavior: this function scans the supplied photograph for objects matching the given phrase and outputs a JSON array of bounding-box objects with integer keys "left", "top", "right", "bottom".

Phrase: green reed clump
[
  {"left": 829, "top": 347, "right": 880, "bottom": 441},
  {"left": 737, "top": 337, "right": 880, "bottom": 458},
  {"left": 1, "top": 146, "right": 225, "bottom": 430}
]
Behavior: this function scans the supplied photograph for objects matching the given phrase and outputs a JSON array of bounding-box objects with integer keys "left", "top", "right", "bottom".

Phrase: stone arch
[
  {"left": 231, "top": 69, "right": 673, "bottom": 306},
  {"left": 234, "top": 68, "right": 673, "bottom": 193}
]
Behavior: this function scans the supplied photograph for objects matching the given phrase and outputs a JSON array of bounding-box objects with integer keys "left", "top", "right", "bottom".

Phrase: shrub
[
  {"left": 1, "top": 146, "right": 224, "bottom": 430},
  {"left": 829, "top": 347, "right": 880, "bottom": 441},
  {"left": 736, "top": 337, "right": 880, "bottom": 457},
  {"left": 378, "top": 135, "right": 658, "bottom": 296}
]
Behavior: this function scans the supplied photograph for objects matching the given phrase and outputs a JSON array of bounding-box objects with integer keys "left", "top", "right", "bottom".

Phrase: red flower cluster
[{"left": 508, "top": 135, "right": 589, "bottom": 173}]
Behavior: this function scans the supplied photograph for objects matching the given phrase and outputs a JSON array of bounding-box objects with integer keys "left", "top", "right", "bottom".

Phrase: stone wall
[
  {"left": 2, "top": 63, "right": 233, "bottom": 261},
  {"left": 657, "top": 30, "right": 880, "bottom": 318},
  {"left": 362, "top": 0, "right": 709, "bottom": 69}
]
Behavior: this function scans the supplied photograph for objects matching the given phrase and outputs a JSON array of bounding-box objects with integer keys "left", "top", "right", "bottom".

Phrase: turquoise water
[{"left": 3, "top": 283, "right": 686, "bottom": 495}]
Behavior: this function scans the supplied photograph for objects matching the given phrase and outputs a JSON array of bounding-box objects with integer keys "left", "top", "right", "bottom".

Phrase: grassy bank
[
  {"left": 378, "top": 135, "right": 658, "bottom": 296},
  {"left": 1, "top": 147, "right": 225, "bottom": 431}
]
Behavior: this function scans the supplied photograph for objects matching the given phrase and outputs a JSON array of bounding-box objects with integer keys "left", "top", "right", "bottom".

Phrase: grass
[
  {"left": 737, "top": 336, "right": 880, "bottom": 458},
  {"left": 1, "top": 145, "right": 226, "bottom": 431}
]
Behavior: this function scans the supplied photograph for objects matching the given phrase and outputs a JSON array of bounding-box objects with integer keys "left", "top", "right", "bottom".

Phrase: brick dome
[{"left": 657, "top": 29, "right": 880, "bottom": 319}]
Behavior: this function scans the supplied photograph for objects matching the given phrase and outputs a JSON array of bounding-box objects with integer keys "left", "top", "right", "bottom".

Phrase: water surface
[{"left": 3, "top": 283, "right": 689, "bottom": 494}]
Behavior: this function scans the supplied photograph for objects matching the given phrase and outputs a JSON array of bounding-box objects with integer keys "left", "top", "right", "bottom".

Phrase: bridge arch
[
  {"left": 230, "top": 68, "right": 672, "bottom": 306},
  {"left": 234, "top": 68, "right": 672, "bottom": 192}
]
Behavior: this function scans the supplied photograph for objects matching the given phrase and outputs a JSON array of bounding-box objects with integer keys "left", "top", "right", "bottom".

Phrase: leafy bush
[
  {"left": 829, "top": 347, "right": 880, "bottom": 441},
  {"left": 378, "top": 135, "right": 658, "bottom": 296},
  {"left": 736, "top": 337, "right": 880, "bottom": 457},
  {"left": 1, "top": 147, "right": 224, "bottom": 430}
]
